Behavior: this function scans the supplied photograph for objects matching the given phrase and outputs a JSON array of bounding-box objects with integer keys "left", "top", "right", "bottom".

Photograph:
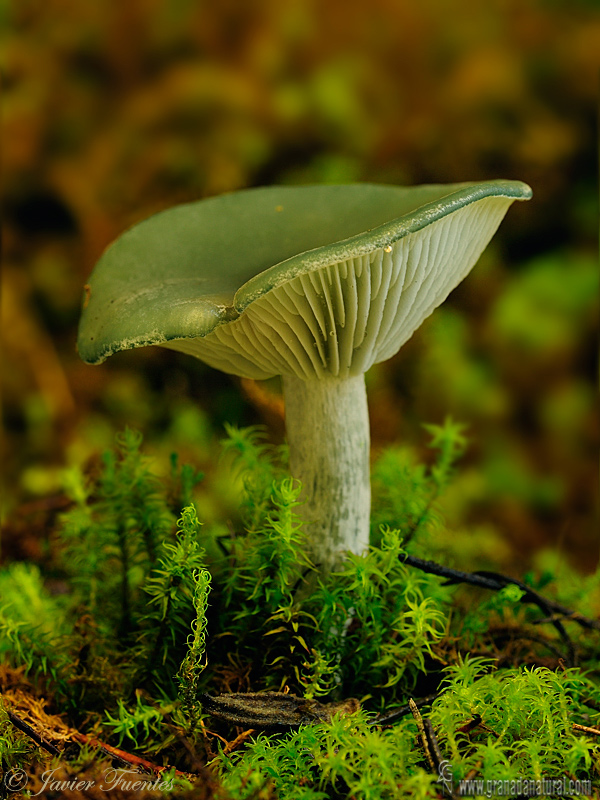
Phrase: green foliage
[
  {"left": 135, "top": 505, "right": 211, "bottom": 697},
  {"left": 104, "top": 690, "right": 173, "bottom": 749},
  {"left": 176, "top": 517, "right": 211, "bottom": 733},
  {"left": 422, "top": 417, "right": 469, "bottom": 489},
  {"left": 0, "top": 700, "right": 40, "bottom": 770},
  {"left": 370, "top": 447, "right": 433, "bottom": 543},
  {"left": 57, "top": 428, "right": 176, "bottom": 638},
  {"left": 169, "top": 451, "right": 205, "bottom": 513},
  {"left": 223, "top": 476, "right": 309, "bottom": 609},
  {"left": 371, "top": 416, "right": 467, "bottom": 546},
  {"left": 430, "top": 657, "right": 597, "bottom": 782},
  {"left": 217, "top": 464, "right": 316, "bottom": 691},
  {"left": 215, "top": 427, "right": 456, "bottom": 701},
  {"left": 457, "top": 584, "right": 527, "bottom": 648},
  {"left": 217, "top": 711, "right": 437, "bottom": 799},
  {"left": 298, "top": 648, "right": 340, "bottom": 701},
  {"left": 0, "top": 427, "right": 598, "bottom": 796},
  {"left": 1, "top": 432, "right": 213, "bottom": 736},
  {"left": 308, "top": 529, "right": 450, "bottom": 701},
  {"left": 0, "top": 563, "right": 73, "bottom": 695},
  {"left": 220, "top": 424, "right": 287, "bottom": 533},
  {"left": 217, "top": 659, "right": 599, "bottom": 798}
]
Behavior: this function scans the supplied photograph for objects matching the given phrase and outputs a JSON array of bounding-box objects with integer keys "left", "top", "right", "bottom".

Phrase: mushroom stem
[{"left": 282, "top": 373, "right": 370, "bottom": 571}]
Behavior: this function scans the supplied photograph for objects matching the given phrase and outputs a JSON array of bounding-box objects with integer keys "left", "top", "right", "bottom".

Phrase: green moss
[{"left": 0, "top": 426, "right": 598, "bottom": 796}]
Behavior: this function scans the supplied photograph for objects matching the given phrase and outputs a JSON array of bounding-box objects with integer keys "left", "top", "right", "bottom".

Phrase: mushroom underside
[{"left": 162, "top": 195, "right": 512, "bottom": 379}]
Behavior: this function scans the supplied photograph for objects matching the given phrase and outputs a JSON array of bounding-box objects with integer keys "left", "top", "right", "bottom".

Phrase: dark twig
[
  {"left": 455, "top": 714, "right": 482, "bottom": 734},
  {"left": 7, "top": 710, "right": 60, "bottom": 756},
  {"left": 400, "top": 555, "right": 501, "bottom": 589},
  {"left": 532, "top": 611, "right": 600, "bottom": 633},
  {"left": 406, "top": 556, "right": 600, "bottom": 631},
  {"left": 422, "top": 718, "right": 445, "bottom": 769},
  {"left": 399, "top": 555, "right": 600, "bottom": 667},
  {"left": 409, "top": 699, "right": 460, "bottom": 799},
  {"left": 370, "top": 693, "right": 439, "bottom": 727}
]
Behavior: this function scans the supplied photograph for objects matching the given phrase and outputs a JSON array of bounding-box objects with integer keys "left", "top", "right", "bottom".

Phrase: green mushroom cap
[{"left": 78, "top": 180, "right": 531, "bottom": 379}]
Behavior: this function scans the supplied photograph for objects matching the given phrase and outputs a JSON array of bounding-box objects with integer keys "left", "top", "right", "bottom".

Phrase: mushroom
[{"left": 78, "top": 180, "right": 531, "bottom": 571}]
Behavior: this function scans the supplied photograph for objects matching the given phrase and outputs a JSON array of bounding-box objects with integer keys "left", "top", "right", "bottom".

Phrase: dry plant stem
[
  {"left": 408, "top": 699, "right": 436, "bottom": 773},
  {"left": 72, "top": 733, "right": 190, "bottom": 778},
  {"left": 222, "top": 729, "right": 257, "bottom": 755},
  {"left": 572, "top": 723, "right": 600, "bottom": 736},
  {"left": 283, "top": 373, "right": 370, "bottom": 571},
  {"left": 6, "top": 708, "right": 189, "bottom": 778}
]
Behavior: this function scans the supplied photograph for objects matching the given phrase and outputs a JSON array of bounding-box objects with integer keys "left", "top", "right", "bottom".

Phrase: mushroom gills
[{"left": 162, "top": 195, "right": 513, "bottom": 380}]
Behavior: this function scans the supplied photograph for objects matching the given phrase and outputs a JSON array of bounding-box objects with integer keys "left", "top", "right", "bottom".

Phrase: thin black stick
[
  {"left": 399, "top": 554, "right": 600, "bottom": 666},
  {"left": 370, "top": 693, "right": 439, "bottom": 727},
  {"left": 400, "top": 555, "right": 599, "bottom": 630},
  {"left": 422, "top": 717, "right": 446, "bottom": 772},
  {"left": 7, "top": 710, "right": 60, "bottom": 756}
]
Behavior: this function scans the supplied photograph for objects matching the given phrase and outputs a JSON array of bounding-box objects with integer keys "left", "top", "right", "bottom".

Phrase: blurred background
[{"left": 2, "top": 0, "right": 598, "bottom": 573}]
